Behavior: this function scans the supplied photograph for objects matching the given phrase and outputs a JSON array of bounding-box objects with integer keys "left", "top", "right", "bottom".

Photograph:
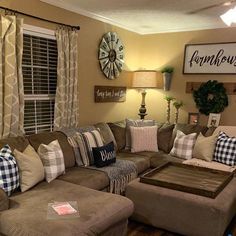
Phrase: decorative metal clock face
[{"left": 98, "top": 32, "right": 124, "bottom": 80}]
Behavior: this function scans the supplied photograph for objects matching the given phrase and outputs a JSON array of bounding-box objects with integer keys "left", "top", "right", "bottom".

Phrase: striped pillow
[
  {"left": 38, "top": 140, "right": 65, "bottom": 183},
  {"left": 75, "top": 129, "right": 104, "bottom": 166}
]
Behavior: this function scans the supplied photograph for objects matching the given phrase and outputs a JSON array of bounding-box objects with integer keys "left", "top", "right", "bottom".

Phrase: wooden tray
[{"left": 140, "top": 162, "right": 234, "bottom": 198}]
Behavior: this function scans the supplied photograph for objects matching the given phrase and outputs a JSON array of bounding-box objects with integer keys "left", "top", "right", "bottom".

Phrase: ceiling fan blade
[{"left": 188, "top": 0, "right": 236, "bottom": 14}]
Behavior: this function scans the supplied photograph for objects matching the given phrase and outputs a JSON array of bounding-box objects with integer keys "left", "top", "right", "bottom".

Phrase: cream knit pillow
[{"left": 130, "top": 126, "right": 158, "bottom": 153}]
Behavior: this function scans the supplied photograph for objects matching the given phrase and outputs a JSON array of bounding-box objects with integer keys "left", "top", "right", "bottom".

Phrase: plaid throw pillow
[
  {"left": 38, "top": 140, "right": 65, "bottom": 183},
  {"left": 74, "top": 129, "right": 104, "bottom": 166},
  {"left": 213, "top": 132, "right": 236, "bottom": 166},
  {"left": 0, "top": 145, "right": 20, "bottom": 196},
  {"left": 170, "top": 130, "right": 197, "bottom": 160}
]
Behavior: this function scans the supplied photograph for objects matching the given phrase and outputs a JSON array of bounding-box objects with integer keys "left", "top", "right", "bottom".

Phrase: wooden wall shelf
[{"left": 186, "top": 82, "right": 236, "bottom": 95}]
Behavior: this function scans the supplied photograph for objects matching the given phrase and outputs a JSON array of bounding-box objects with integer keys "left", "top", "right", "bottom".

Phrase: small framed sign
[
  {"left": 94, "top": 86, "right": 126, "bottom": 103},
  {"left": 183, "top": 42, "right": 236, "bottom": 74},
  {"left": 207, "top": 113, "right": 221, "bottom": 128}
]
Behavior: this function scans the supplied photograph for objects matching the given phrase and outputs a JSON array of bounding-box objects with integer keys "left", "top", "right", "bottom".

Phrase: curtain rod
[{"left": 0, "top": 6, "right": 80, "bottom": 30}]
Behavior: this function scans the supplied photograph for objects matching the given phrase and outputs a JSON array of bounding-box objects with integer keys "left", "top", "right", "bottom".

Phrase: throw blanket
[
  {"left": 86, "top": 159, "right": 137, "bottom": 194},
  {"left": 60, "top": 128, "right": 137, "bottom": 194}
]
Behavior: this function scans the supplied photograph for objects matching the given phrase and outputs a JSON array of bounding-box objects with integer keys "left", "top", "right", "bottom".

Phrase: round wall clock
[{"left": 98, "top": 32, "right": 124, "bottom": 80}]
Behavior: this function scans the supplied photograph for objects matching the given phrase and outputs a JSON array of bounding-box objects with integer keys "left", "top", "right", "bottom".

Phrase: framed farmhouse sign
[
  {"left": 94, "top": 86, "right": 126, "bottom": 103},
  {"left": 183, "top": 42, "right": 236, "bottom": 74}
]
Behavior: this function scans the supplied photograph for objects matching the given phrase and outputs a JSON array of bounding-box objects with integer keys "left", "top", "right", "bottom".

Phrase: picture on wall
[
  {"left": 207, "top": 113, "right": 221, "bottom": 127},
  {"left": 183, "top": 42, "right": 236, "bottom": 74},
  {"left": 188, "top": 113, "right": 200, "bottom": 125}
]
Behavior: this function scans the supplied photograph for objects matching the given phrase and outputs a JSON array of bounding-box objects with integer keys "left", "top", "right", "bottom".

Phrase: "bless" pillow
[{"left": 92, "top": 142, "right": 116, "bottom": 168}]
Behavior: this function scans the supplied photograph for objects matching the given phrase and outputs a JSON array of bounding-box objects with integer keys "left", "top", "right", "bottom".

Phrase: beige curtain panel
[
  {"left": 0, "top": 15, "right": 24, "bottom": 138},
  {"left": 54, "top": 28, "right": 79, "bottom": 129}
]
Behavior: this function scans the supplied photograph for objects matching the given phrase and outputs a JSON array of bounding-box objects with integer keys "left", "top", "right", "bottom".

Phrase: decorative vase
[{"left": 163, "top": 72, "right": 172, "bottom": 91}]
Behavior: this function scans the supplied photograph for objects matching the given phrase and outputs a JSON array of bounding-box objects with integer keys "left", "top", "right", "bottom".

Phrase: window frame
[{"left": 23, "top": 24, "right": 57, "bottom": 135}]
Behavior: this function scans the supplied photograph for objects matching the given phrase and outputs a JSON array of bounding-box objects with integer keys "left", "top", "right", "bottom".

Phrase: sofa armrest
[{"left": 0, "top": 188, "right": 9, "bottom": 211}]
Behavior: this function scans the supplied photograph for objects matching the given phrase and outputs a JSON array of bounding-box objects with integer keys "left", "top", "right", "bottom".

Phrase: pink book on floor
[{"left": 52, "top": 202, "right": 77, "bottom": 216}]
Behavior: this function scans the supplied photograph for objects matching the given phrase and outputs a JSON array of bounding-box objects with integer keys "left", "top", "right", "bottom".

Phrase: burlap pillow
[
  {"left": 193, "top": 133, "right": 218, "bottom": 162},
  {"left": 14, "top": 145, "right": 45, "bottom": 192}
]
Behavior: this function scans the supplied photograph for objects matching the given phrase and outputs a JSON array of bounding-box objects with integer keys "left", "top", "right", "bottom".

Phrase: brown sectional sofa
[
  {"left": 0, "top": 120, "right": 222, "bottom": 236},
  {"left": 0, "top": 130, "right": 133, "bottom": 236}
]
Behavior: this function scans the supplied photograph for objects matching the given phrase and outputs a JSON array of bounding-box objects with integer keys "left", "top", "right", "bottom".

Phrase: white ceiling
[{"left": 41, "top": 0, "right": 235, "bottom": 34}]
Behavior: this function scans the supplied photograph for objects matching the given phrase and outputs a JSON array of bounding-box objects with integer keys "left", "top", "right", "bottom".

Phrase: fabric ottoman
[{"left": 125, "top": 177, "right": 236, "bottom": 236}]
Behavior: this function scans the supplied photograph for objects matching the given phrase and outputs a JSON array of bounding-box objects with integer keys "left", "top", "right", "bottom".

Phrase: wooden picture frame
[
  {"left": 183, "top": 42, "right": 236, "bottom": 74},
  {"left": 188, "top": 112, "right": 199, "bottom": 125},
  {"left": 207, "top": 113, "right": 221, "bottom": 128}
]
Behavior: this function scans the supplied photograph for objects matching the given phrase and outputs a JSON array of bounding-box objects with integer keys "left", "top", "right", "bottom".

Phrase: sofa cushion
[
  {"left": 0, "top": 188, "right": 9, "bottom": 211},
  {"left": 93, "top": 142, "right": 116, "bottom": 168},
  {"left": 170, "top": 130, "right": 197, "bottom": 160},
  {"left": 74, "top": 129, "right": 104, "bottom": 166},
  {"left": 130, "top": 126, "right": 158, "bottom": 153},
  {"left": 0, "top": 145, "right": 20, "bottom": 196},
  {"left": 117, "top": 152, "right": 150, "bottom": 174},
  {"left": 150, "top": 151, "right": 183, "bottom": 168},
  {"left": 193, "top": 133, "right": 218, "bottom": 162},
  {"left": 157, "top": 123, "right": 175, "bottom": 153},
  {"left": 108, "top": 121, "right": 126, "bottom": 150},
  {"left": 0, "top": 136, "right": 29, "bottom": 152},
  {"left": 13, "top": 145, "right": 44, "bottom": 192},
  {"left": 0, "top": 180, "right": 133, "bottom": 236},
  {"left": 28, "top": 131, "right": 75, "bottom": 168},
  {"left": 58, "top": 167, "right": 109, "bottom": 190},
  {"left": 38, "top": 140, "right": 65, "bottom": 183},
  {"left": 125, "top": 119, "right": 155, "bottom": 150},
  {"left": 213, "top": 132, "right": 236, "bottom": 166}
]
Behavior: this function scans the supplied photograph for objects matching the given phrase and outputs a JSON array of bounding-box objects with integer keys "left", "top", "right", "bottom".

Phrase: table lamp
[{"left": 132, "top": 70, "right": 157, "bottom": 119}]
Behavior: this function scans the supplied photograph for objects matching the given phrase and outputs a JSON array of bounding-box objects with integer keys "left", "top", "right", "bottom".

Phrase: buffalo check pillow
[
  {"left": 213, "top": 132, "right": 236, "bottom": 166},
  {"left": 170, "top": 130, "right": 197, "bottom": 160},
  {"left": 0, "top": 145, "right": 20, "bottom": 196},
  {"left": 74, "top": 129, "right": 104, "bottom": 166},
  {"left": 38, "top": 140, "right": 65, "bottom": 183}
]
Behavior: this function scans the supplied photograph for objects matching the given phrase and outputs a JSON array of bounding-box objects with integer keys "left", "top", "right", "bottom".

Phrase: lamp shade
[{"left": 132, "top": 70, "right": 157, "bottom": 88}]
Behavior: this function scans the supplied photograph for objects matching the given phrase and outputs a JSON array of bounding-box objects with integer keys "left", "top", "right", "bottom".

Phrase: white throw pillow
[
  {"left": 125, "top": 119, "right": 156, "bottom": 150},
  {"left": 130, "top": 126, "right": 158, "bottom": 153},
  {"left": 38, "top": 140, "right": 65, "bottom": 183},
  {"left": 170, "top": 130, "right": 197, "bottom": 160}
]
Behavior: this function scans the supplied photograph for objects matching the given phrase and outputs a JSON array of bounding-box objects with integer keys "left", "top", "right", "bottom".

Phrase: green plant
[
  {"left": 173, "top": 100, "right": 184, "bottom": 109},
  {"left": 164, "top": 96, "right": 175, "bottom": 123},
  {"left": 173, "top": 100, "right": 184, "bottom": 124},
  {"left": 164, "top": 95, "right": 175, "bottom": 102},
  {"left": 161, "top": 66, "right": 174, "bottom": 73}
]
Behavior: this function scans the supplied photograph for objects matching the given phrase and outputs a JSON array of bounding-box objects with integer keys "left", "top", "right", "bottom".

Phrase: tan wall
[
  {"left": 139, "top": 29, "right": 236, "bottom": 126},
  {"left": 1, "top": 0, "right": 236, "bottom": 126},
  {"left": 0, "top": 0, "right": 142, "bottom": 126}
]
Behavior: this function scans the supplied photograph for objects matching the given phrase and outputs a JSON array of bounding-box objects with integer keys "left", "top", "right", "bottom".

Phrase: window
[{"left": 22, "top": 26, "right": 57, "bottom": 135}]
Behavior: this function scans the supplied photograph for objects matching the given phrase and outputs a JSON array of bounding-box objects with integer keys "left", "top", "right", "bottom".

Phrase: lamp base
[{"left": 138, "top": 90, "right": 147, "bottom": 120}]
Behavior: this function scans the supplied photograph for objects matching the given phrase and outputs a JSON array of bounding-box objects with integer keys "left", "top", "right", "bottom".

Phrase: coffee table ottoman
[{"left": 126, "top": 177, "right": 236, "bottom": 236}]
